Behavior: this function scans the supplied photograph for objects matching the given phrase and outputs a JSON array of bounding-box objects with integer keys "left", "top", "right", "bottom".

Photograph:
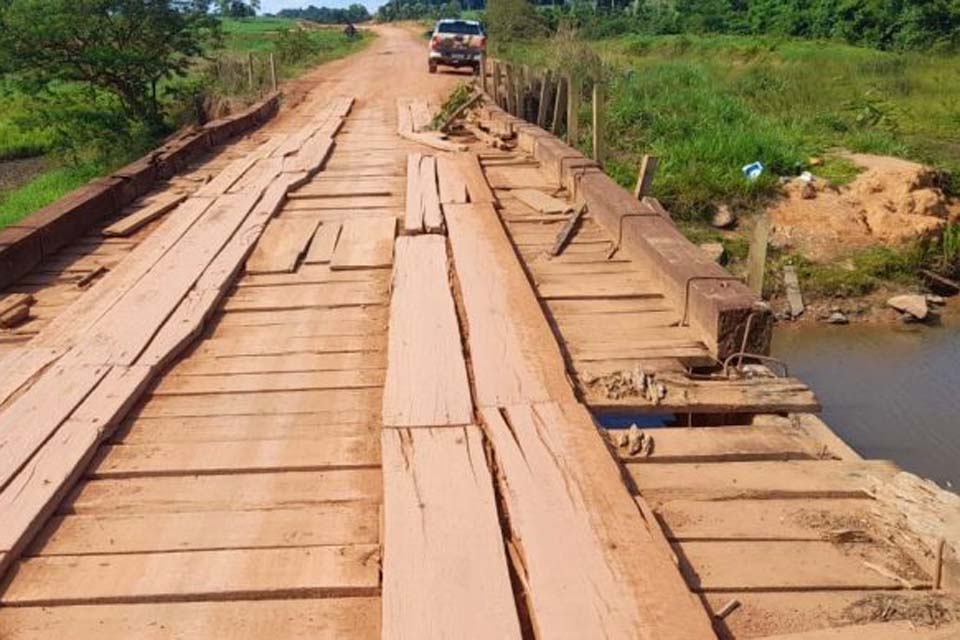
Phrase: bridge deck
[{"left": 0, "top": 26, "right": 956, "bottom": 640}]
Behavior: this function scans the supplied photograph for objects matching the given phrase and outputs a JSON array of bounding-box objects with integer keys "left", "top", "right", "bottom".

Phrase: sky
[{"left": 260, "top": 0, "right": 388, "bottom": 13}]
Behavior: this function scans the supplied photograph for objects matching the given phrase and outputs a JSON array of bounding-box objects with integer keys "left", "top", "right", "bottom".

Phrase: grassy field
[
  {"left": 0, "top": 17, "right": 371, "bottom": 230},
  {"left": 495, "top": 33, "right": 960, "bottom": 296}
]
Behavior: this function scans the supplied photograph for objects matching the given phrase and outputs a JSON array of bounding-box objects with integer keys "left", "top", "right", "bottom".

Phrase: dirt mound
[{"left": 770, "top": 154, "right": 959, "bottom": 262}]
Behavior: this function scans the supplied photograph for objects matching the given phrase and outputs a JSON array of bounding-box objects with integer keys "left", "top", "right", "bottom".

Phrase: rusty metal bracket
[
  {"left": 676, "top": 275, "right": 744, "bottom": 327},
  {"left": 722, "top": 352, "right": 790, "bottom": 378},
  {"left": 606, "top": 212, "right": 662, "bottom": 259}
]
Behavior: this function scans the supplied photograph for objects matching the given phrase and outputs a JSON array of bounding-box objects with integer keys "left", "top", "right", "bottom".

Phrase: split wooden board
[
  {"left": 381, "top": 426, "right": 521, "bottom": 639},
  {"left": 403, "top": 153, "right": 443, "bottom": 235},
  {"left": 481, "top": 403, "right": 717, "bottom": 640},
  {"left": 382, "top": 236, "right": 473, "bottom": 427},
  {"left": 445, "top": 202, "right": 574, "bottom": 406},
  {"left": 330, "top": 216, "right": 396, "bottom": 271}
]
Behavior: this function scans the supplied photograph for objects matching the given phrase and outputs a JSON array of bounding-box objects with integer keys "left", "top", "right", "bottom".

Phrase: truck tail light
[
  {"left": 431, "top": 35, "right": 441, "bottom": 50},
  {"left": 479, "top": 36, "right": 487, "bottom": 50}
]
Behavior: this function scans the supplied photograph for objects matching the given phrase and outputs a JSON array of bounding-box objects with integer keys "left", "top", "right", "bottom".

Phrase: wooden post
[
  {"left": 567, "top": 75, "right": 580, "bottom": 146},
  {"left": 633, "top": 155, "right": 659, "bottom": 199},
  {"left": 514, "top": 65, "right": 523, "bottom": 119},
  {"left": 504, "top": 62, "right": 517, "bottom": 115},
  {"left": 480, "top": 54, "right": 487, "bottom": 94},
  {"left": 747, "top": 213, "right": 771, "bottom": 297},
  {"left": 592, "top": 81, "right": 605, "bottom": 166},
  {"left": 247, "top": 52, "right": 255, "bottom": 91},
  {"left": 552, "top": 75, "right": 565, "bottom": 135},
  {"left": 536, "top": 70, "right": 551, "bottom": 128},
  {"left": 269, "top": 53, "right": 278, "bottom": 92},
  {"left": 492, "top": 60, "right": 502, "bottom": 107}
]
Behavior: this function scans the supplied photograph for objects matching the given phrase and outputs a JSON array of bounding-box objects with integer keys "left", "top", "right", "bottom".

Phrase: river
[{"left": 773, "top": 308, "right": 960, "bottom": 491}]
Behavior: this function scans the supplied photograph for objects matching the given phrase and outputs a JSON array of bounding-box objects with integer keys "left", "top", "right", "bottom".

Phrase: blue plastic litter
[{"left": 742, "top": 161, "right": 764, "bottom": 181}]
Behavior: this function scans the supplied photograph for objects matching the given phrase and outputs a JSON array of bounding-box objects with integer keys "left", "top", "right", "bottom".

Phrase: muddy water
[{"left": 773, "top": 313, "right": 960, "bottom": 491}]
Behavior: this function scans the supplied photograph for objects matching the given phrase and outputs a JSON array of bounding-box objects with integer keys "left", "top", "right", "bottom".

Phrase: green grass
[
  {"left": 497, "top": 34, "right": 960, "bottom": 221},
  {"left": 0, "top": 18, "right": 372, "bottom": 230},
  {"left": 0, "top": 161, "right": 107, "bottom": 228},
  {"left": 220, "top": 17, "right": 301, "bottom": 53}
]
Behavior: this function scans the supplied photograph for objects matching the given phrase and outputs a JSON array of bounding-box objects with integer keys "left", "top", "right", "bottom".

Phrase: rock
[
  {"left": 887, "top": 294, "right": 928, "bottom": 320},
  {"left": 801, "top": 183, "right": 817, "bottom": 200},
  {"left": 698, "top": 242, "right": 725, "bottom": 264},
  {"left": 712, "top": 205, "right": 736, "bottom": 229},
  {"left": 926, "top": 294, "right": 946, "bottom": 306},
  {"left": 826, "top": 312, "right": 849, "bottom": 325}
]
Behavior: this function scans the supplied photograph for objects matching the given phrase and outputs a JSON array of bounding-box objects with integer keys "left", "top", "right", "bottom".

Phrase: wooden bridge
[{"left": 0, "top": 26, "right": 957, "bottom": 640}]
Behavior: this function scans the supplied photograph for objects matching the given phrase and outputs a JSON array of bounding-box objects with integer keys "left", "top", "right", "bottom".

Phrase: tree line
[
  {"left": 380, "top": 0, "right": 960, "bottom": 51},
  {"left": 276, "top": 4, "right": 371, "bottom": 24}
]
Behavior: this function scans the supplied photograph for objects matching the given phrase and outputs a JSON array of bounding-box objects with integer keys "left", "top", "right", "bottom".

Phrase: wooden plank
[
  {"left": 0, "top": 598, "right": 380, "bottom": 640},
  {"left": 170, "top": 352, "right": 383, "bottom": 377},
  {"left": 90, "top": 436, "right": 378, "bottom": 477},
  {"left": 513, "top": 188, "right": 570, "bottom": 214},
  {"left": 657, "top": 498, "right": 876, "bottom": 541},
  {"left": 381, "top": 426, "right": 522, "bottom": 639},
  {"left": 102, "top": 194, "right": 187, "bottom": 237},
  {"left": 612, "top": 424, "right": 822, "bottom": 463},
  {"left": 0, "top": 358, "right": 110, "bottom": 489},
  {"left": 66, "top": 469, "right": 381, "bottom": 515},
  {"left": 116, "top": 414, "right": 374, "bottom": 445},
  {"left": 222, "top": 281, "right": 386, "bottom": 312},
  {"left": 330, "top": 217, "right": 396, "bottom": 271},
  {"left": 0, "top": 365, "right": 153, "bottom": 577},
  {"left": 136, "top": 388, "right": 380, "bottom": 419},
  {"left": 627, "top": 460, "right": 900, "bottom": 503},
  {"left": 436, "top": 155, "right": 468, "bottom": 204},
  {"left": 194, "top": 333, "right": 384, "bottom": 358},
  {"left": 245, "top": 218, "right": 320, "bottom": 274},
  {"left": 403, "top": 152, "right": 423, "bottom": 234},
  {"left": 382, "top": 236, "right": 473, "bottom": 427},
  {"left": 549, "top": 203, "right": 586, "bottom": 257},
  {"left": 1, "top": 545, "right": 379, "bottom": 605},
  {"left": 784, "top": 264, "right": 805, "bottom": 318},
  {"left": 445, "top": 203, "right": 574, "bottom": 406},
  {"left": 155, "top": 370, "right": 383, "bottom": 394},
  {"left": 675, "top": 540, "right": 909, "bottom": 591},
  {"left": 587, "top": 374, "right": 821, "bottom": 414},
  {"left": 482, "top": 403, "right": 716, "bottom": 639},
  {"left": 419, "top": 156, "right": 443, "bottom": 233},
  {"left": 457, "top": 153, "right": 496, "bottom": 204},
  {"left": 288, "top": 179, "right": 396, "bottom": 199},
  {"left": 34, "top": 503, "right": 379, "bottom": 555}
]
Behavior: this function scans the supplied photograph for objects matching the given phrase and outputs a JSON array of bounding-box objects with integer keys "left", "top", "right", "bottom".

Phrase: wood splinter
[
  {"left": 715, "top": 599, "right": 741, "bottom": 621},
  {"left": 0, "top": 293, "right": 34, "bottom": 328},
  {"left": 549, "top": 202, "right": 587, "bottom": 257}
]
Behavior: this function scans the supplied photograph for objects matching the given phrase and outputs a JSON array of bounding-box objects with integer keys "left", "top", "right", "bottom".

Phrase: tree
[
  {"left": 217, "top": 0, "right": 259, "bottom": 16},
  {"left": 0, "top": 0, "right": 218, "bottom": 128}
]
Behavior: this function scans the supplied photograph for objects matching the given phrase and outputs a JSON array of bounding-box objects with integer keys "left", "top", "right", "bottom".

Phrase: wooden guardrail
[
  {"left": 0, "top": 93, "right": 281, "bottom": 290},
  {"left": 477, "top": 58, "right": 773, "bottom": 360}
]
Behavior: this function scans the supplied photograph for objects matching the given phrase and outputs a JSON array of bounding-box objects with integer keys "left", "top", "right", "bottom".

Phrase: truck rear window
[{"left": 437, "top": 21, "right": 482, "bottom": 35}]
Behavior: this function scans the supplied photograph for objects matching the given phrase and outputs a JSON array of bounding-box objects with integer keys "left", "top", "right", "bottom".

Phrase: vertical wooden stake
[
  {"left": 567, "top": 75, "right": 580, "bottom": 146},
  {"left": 935, "top": 537, "right": 945, "bottom": 590},
  {"left": 492, "top": 60, "right": 502, "bottom": 107},
  {"left": 247, "top": 52, "right": 255, "bottom": 91},
  {"left": 536, "top": 70, "right": 551, "bottom": 127},
  {"left": 480, "top": 54, "right": 487, "bottom": 94},
  {"left": 505, "top": 63, "right": 516, "bottom": 116},
  {"left": 633, "top": 155, "right": 659, "bottom": 199},
  {"left": 592, "top": 81, "right": 605, "bottom": 166},
  {"left": 747, "top": 214, "right": 771, "bottom": 297},
  {"left": 552, "top": 74, "right": 565, "bottom": 135},
  {"left": 269, "top": 53, "right": 278, "bottom": 92},
  {"left": 514, "top": 65, "right": 523, "bottom": 119}
]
